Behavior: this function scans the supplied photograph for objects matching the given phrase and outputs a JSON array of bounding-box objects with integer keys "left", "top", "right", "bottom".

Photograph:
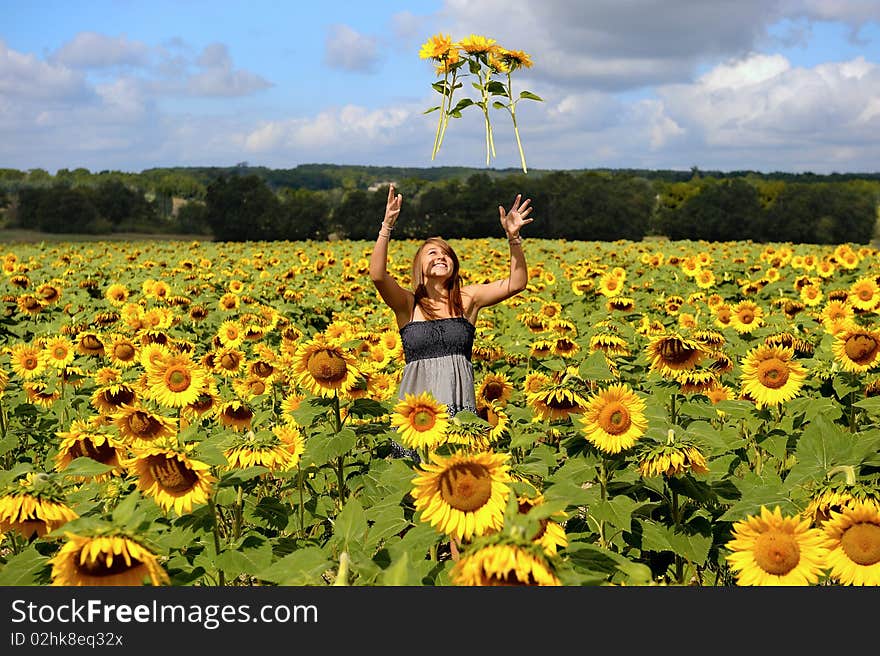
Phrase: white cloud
[
  {"left": 0, "top": 41, "right": 90, "bottom": 101},
  {"left": 324, "top": 25, "right": 380, "bottom": 73},
  {"left": 50, "top": 32, "right": 152, "bottom": 69}
]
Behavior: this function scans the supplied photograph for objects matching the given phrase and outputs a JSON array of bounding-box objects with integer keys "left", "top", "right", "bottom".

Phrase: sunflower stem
[
  {"left": 233, "top": 485, "right": 243, "bottom": 542},
  {"left": 332, "top": 392, "right": 346, "bottom": 507},
  {"left": 431, "top": 70, "right": 451, "bottom": 159},
  {"left": 208, "top": 497, "right": 226, "bottom": 586},
  {"left": 506, "top": 71, "right": 527, "bottom": 173},
  {"left": 297, "top": 464, "right": 305, "bottom": 538}
]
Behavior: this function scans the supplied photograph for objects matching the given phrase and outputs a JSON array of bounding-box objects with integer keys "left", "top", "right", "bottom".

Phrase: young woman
[{"left": 369, "top": 184, "right": 534, "bottom": 457}]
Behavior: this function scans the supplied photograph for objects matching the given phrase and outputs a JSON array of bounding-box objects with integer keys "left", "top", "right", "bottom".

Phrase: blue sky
[{"left": 2, "top": 0, "right": 879, "bottom": 174}]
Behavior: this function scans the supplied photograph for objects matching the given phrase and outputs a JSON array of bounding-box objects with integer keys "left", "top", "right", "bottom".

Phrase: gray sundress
[{"left": 390, "top": 316, "right": 477, "bottom": 459}]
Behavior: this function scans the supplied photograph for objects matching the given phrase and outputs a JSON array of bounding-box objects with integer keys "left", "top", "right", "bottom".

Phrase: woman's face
[{"left": 420, "top": 242, "right": 453, "bottom": 281}]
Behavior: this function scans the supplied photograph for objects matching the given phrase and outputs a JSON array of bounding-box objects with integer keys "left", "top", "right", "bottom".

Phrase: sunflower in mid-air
[{"left": 725, "top": 505, "right": 828, "bottom": 586}]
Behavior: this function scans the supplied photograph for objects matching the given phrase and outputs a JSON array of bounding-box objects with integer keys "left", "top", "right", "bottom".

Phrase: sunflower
[
  {"left": 91, "top": 382, "right": 138, "bottom": 415},
  {"left": 216, "top": 319, "right": 245, "bottom": 348},
  {"left": 104, "top": 283, "right": 129, "bottom": 306},
  {"left": 54, "top": 419, "right": 125, "bottom": 480},
  {"left": 527, "top": 383, "right": 589, "bottom": 422},
  {"left": 831, "top": 325, "right": 880, "bottom": 373},
  {"left": 523, "top": 371, "right": 551, "bottom": 396},
  {"left": 391, "top": 391, "right": 450, "bottom": 451},
  {"left": 112, "top": 404, "right": 177, "bottom": 446},
  {"left": 107, "top": 334, "right": 139, "bottom": 368},
  {"left": 16, "top": 293, "right": 44, "bottom": 315},
  {"left": 49, "top": 532, "right": 169, "bottom": 586},
  {"left": 139, "top": 342, "right": 172, "bottom": 370},
  {"left": 821, "top": 502, "right": 880, "bottom": 586},
  {"left": 819, "top": 300, "right": 855, "bottom": 334},
  {"left": 457, "top": 33, "right": 498, "bottom": 55},
  {"left": 180, "top": 385, "right": 221, "bottom": 425},
  {"left": 127, "top": 445, "right": 216, "bottom": 516},
  {"left": 730, "top": 299, "right": 764, "bottom": 334},
  {"left": 24, "top": 380, "right": 62, "bottom": 408},
  {"left": 0, "top": 474, "right": 78, "bottom": 539},
  {"left": 411, "top": 450, "right": 511, "bottom": 542},
  {"left": 800, "top": 282, "right": 824, "bottom": 307},
  {"left": 740, "top": 345, "right": 807, "bottom": 409},
  {"left": 233, "top": 375, "right": 269, "bottom": 399},
  {"left": 217, "top": 399, "right": 255, "bottom": 431},
  {"left": 805, "top": 481, "right": 880, "bottom": 525},
  {"left": 646, "top": 333, "right": 704, "bottom": 379},
  {"left": 849, "top": 276, "right": 880, "bottom": 312},
  {"left": 9, "top": 342, "right": 46, "bottom": 380},
  {"left": 76, "top": 331, "right": 106, "bottom": 357},
  {"left": 677, "top": 368, "right": 719, "bottom": 395},
  {"left": 577, "top": 383, "right": 647, "bottom": 454},
  {"left": 637, "top": 436, "right": 709, "bottom": 477},
  {"left": 42, "top": 336, "right": 76, "bottom": 369},
  {"left": 713, "top": 303, "right": 733, "bottom": 329},
  {"left": 597, "top": 271, "right": 624, "bottom": 297},
  {"left": 146, "top": 353, "right": 208, "bottom": 408},
  {"left": 476, "top": 372, "right": 514, "bottom": 408},
  {"left": 450, "top": 541, "right": 560, "bottom": 586},
  {"left": 418, "top": 33, "right": 456, "bottom": 61},
  {"left": 273, "top": 424, "right": 306, "bottom": 467},
  {"left": 514, "top": 494, "right": 568, "bottom": 556},
  {"left": 293, "top": 337, "right": 361, "bottom": 398},
  {"left": 725, "top": 505, "right": 829, "bottom": 586},
  {"left": 224, "top": 432, "right": 293, "bottom": 472}
]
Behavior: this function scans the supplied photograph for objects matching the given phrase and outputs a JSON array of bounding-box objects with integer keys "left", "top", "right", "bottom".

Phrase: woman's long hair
[{"left": 411, "top": 237, "right": 464, "bottom": 319}]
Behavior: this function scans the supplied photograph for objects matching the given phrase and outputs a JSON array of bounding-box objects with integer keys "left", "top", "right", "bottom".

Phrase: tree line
[{"left": 1, "top": 166, "right": 877, "bottom": 243}]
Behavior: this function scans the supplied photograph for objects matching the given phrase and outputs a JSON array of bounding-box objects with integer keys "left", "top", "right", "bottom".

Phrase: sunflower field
[{"left": 0, "top": 235, "right": 879, "bottom": 587}]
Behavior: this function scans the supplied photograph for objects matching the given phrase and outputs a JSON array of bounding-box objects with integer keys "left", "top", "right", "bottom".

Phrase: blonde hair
[{"left": 411, "top": 237, "right": 464, "bottom": 320}]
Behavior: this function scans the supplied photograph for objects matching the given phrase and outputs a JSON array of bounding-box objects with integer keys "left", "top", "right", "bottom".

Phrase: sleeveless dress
[{"left": 390, "top": 316, "right": 477, "bottom": 459}]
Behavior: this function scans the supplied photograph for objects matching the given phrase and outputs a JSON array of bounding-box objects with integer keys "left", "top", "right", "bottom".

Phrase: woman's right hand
[{"left": 383, "top": 184, "right": 402, "bottom": 229}]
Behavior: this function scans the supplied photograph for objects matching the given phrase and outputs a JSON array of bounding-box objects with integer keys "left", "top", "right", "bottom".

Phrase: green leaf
[
  {"left": 832, "top": 376, "right": 860, "bottom": 400},
  {"left": 219, "top": 466, "right": 269, "bottom": 487},
  {"left": 720, "top": 471, "right": 797, "bottom": 521},
  {"left": 486, "top": 81, "right": 507, "bottom": 95},
  {"left": 853, "top": 396, "right": 880, "bottom": 414},
  {"left": 302, "top": 428, "right": 357, "bottom": 468},
  {"left": 216, "top": 539, "right": 274, "bottom": 578},
  {"left": 256, "top": 547, "right": 333, "bottom": 585},
  {"left": 380, "top": 550, "right": 420, "bottom": 586},
  {"left": 637, "top": 519, "right": 712, "bottom": 564},
  {"left": 0, "top": 434, "right": 18, "bottom": 457},
  {"left": 333, "top": 497, "right": 368, "bottom": 549},
  {"left": 578, "top": 349, "right": 614, "bottom": 381},
  {"left": 0, "top": 546, "right": 49, "bottom": 585},
  {"left": 589, "top": 496, "right": 646, "bottom": 533},
  {"left": 785, "top": 413, "right": 854, "bottom": 486},
  {"left": 59, "top": 456, "right": 114, "bottom": 479},
  {"left": 519, "top": 91, "right": 543, "bottom": 101}
]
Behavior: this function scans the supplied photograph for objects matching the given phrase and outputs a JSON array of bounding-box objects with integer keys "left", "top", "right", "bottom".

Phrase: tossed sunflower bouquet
[{"left": 419, "top": 33, "right": 542, "bottom": 173}]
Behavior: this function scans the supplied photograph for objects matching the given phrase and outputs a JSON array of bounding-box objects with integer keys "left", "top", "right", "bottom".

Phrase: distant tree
[{"left": 205, "top": 175, "right": 280, "bottom": 241}]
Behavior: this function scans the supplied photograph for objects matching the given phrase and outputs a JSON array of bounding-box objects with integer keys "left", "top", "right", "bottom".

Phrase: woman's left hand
[{"left": 499, "top": 194, "right": 533, "bottom": 238}]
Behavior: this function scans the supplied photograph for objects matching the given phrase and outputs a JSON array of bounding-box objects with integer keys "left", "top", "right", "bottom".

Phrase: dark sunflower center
[
  {"left": 248, "top": 380, "right": 266, "bottom": 395},
  {"left": 52, "top": 347, "right": 69, "bottom": 359},
  {"left": 839, "top": 522, "right": 880, "bottom": 566},
  {"left": 70, "top": 438, "right": 116, "bottom": 464},
  {"left": 598, "top": 403, "right": 631, "bottom": 435},
  {"left": 165, "top": 368, "right": 192, "bottom": 392},
  {"left": 546, "top": 396, "right": 579, "bottom": 411},
  {"left": 23, "top": 356, "right": 39, "bottom": 370},
  {"left": 738, "top": 310, "right": 755, "bottom": 323},
  {"left": 81, "top": 335, "right": 103, "bottom": 351},
  {"left": 189, "top": 395, "right": 215, "bottom": 412},
  {"left": 306, "top": 350, "right": 348, "bottom": 383},
  {"left": 844, "top": 334, "right": 878, "bottom": 364},
  {"left": 658, "top": 340, "right": 697, "bottom": 365},
  {"left": 858, "top": 288, "right": 873, "bottom": 301},
  {"left": 146, "top": 455, "right": 198, "bottom": 493},
  {"left": 440, "top": 463, "right": 493, "bottom": 512},
  {"left": 128, "top": 412, "right": 163, "bottom": 439},
  {"left": 412, "top": 407, "right": 436, "bottom": 431},
  {"left": 253, "top": 361, "right": 274, "bottom": 377},
  {"left": 104, "top": 387, "right": 135, "bottom": 406},
  {"left": 753, "top": 530, "right": 800, "bottom": 575},
  {"left": 75, "top": 549, "right": 142, "bottom": 577},
  {"left": 219, "top": 353, "right": 241, "bottom": 370},
  {"left": 757, "top": 358, "right": 790, "bottom": 389},
  {"left": 224, "top": 406, "right": 253, "bottom": 421},
  {"left": 114, "top": 344, "right": 136, "bottom": 361},
  {"left": 485, "top": 382, "right": 504, "bottom": 401}
]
